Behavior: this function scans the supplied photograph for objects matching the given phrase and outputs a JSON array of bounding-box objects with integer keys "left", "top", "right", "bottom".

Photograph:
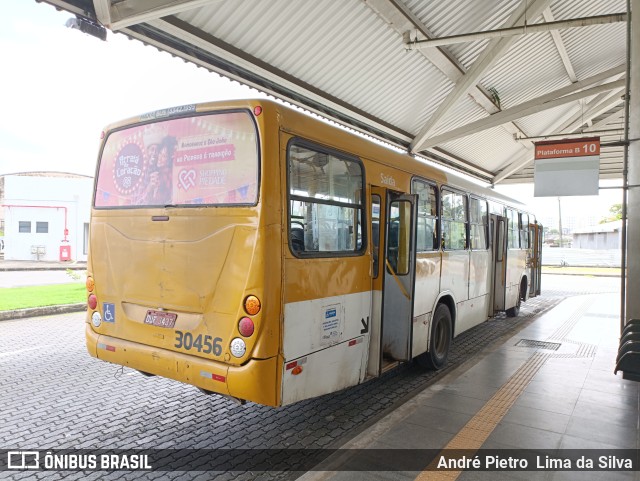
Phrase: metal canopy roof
[{"left": 43, "top": 0, "right": 628, "bottom": 184}]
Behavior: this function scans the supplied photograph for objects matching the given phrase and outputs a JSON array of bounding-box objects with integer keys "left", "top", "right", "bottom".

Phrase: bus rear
[{"left": 85, "top": 102, "right": 282, "bottom": 406}]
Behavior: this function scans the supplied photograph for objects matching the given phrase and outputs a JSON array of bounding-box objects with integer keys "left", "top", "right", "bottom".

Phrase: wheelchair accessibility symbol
[{"left": 103, "top": 303, "right": 115, "bottom": 323}]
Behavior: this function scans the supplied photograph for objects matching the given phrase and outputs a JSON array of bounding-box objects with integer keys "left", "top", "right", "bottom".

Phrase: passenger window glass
[
  {"left": 288, "top": 143, "right": 364, "bottom": 255},
  {"left": 387, "top": 200, "right": 411, "bottom": 275},
  {"left": 411, "top": 179, "right": 438, "bottom": 251},
  {"left": 441, "top": 189, "right": 467, "bottom": 250},
  {"left": 371, "top": 195, "right": 381, "bottom": 278},
  {"left": 520, "top": 213, "right": 529, "bottom": 248},
  {"left": 507, "top": 209, "right": 519, "bottom": 249},
  {"left": 469, "top": 197, "right": 488, "bottom": 250}
]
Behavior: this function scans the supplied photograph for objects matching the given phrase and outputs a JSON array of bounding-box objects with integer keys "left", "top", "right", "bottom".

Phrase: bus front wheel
[{"left": 417, "top": 303, "right": 452, "bottom": 370}]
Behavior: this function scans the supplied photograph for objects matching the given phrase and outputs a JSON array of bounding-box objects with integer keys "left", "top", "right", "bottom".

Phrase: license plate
[{"left": 144, "top": 310, "right": 177, "bottom": 328}]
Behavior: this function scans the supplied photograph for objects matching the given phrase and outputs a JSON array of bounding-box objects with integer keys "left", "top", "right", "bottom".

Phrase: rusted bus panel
[
  {"left": 414, "top": 252, "right": 442, "bottom": 313},
  {"left": 412, "top": 312, "right": 430, "bottom": 358},
  {"left": 280, "top": 336, "right": 367, "bottom": 406},
  {"left": 455, "top": 295, "right": 491, "bottom": 335},
  {"left": 88, "top": 213, "right": 264, "bottom": 359},
  {"left": 227, "top": 355, "right": 280, "bottom": 407},
  {"left": 87, "top": 327, "right": 231, "bottom": 397},
  {"left": 469, "top": 250, "right": 491, "bottom": 299},
  {"left": 440, "top": 250, "right": 470, "bottom": 306}
]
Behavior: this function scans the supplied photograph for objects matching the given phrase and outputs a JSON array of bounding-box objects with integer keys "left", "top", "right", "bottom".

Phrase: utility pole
[{"left": 558, "top": 197, "right": 564, "bottom": 247}]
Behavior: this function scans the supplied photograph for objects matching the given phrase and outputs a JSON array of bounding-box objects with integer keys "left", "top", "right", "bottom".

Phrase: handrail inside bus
[{"left": 385, "top": 258, "right": 411, "bottom": 300}]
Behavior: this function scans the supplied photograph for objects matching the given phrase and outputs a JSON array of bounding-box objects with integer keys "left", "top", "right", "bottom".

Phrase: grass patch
[{"left": 0, "top": 283, "right": 86, "bottom": 311}]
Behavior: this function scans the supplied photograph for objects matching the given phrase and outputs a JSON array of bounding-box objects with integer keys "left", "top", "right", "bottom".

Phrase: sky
[
  {"left": 1, "top": 0, "right": 265, "bottom": 178},
  {"left": 2, "top": 0, "right": 623, "bottom": 225}
]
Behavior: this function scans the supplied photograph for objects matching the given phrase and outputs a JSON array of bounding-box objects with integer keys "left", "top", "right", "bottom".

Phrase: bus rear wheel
[{"left": 417, "top": 303, "right": 452, "bottom": 370}]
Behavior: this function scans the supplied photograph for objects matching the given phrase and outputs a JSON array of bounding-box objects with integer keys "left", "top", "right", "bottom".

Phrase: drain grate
[{"left": 515, "top": 339, "right": 561, "bottom": 350}]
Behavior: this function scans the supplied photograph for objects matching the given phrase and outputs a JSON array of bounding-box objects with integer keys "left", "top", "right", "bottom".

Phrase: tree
[{"left": 600, "top": 203, "right": 622, "bottom": 224}]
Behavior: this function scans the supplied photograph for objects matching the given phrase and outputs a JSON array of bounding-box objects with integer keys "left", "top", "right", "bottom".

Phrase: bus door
[
  {"left": 529, "top": 222, "right": 543, "bottom": 297},
  {"left": 490, "top": 213, "right": 508, "bottom": 315},
  {"left": 367, "top": 187, "right": 417, "bottom": 376}
]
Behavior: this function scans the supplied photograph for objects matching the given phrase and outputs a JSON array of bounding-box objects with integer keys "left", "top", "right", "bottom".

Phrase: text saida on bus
[{"left": 86, "top": 99, "right": 542, "bottom": 407}]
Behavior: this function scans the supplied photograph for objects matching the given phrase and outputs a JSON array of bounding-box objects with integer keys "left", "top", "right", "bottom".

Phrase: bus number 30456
[{"left": 174, "top": 331, "right": 223, "bottom": 355}]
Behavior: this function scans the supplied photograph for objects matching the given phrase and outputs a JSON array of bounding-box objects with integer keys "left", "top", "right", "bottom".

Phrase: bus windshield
[{"left": 94, "top": 110, "right": 259, "bottom": 208}]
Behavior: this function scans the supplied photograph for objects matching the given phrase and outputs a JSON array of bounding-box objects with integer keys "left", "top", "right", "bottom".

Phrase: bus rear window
[{"left": 95, "top": 111, "right": 258, "bottom": 208}]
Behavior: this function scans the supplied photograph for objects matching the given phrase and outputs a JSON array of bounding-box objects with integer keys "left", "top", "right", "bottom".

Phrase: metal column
[{"left": 625, "top": 0, "right": 640, "bottom": 321}]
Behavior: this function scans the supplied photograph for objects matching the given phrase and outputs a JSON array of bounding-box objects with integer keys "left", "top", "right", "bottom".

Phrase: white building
[
  {"left": 572, "top": 220, "right": 622, "bottom": 250},
  {"left": 1, "top": 172, "right": 93, "bottom": 262}
]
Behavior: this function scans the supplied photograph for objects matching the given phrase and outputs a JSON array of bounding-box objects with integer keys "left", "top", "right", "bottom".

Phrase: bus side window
[
  {"left": 411, "top": 179, "right": 439, "bottom": 252},
  {"left": 288, "top": 142, "right": 364, "bottom": 256},
  {"left": 441, "top": 188, "right": 467, "bottom": 250},
  {"left": 469, "top": 196, "right": 488, "bottom": 250}
]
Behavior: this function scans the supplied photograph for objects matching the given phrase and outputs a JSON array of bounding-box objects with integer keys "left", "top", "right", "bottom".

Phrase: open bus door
[
  {"left": 529, "top": 222, "right": 543, "bottom": 297},
  {"left": 489, "top": 213, "right": 508, "bottom": 316},
  {"left": 367, "top": 187, "right": 416, "bottom": 377}
]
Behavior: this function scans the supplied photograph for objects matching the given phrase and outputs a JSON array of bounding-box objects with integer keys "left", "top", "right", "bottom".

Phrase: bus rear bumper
[{"left": 86, "top": 325, "right": 280, "bottom": 406}]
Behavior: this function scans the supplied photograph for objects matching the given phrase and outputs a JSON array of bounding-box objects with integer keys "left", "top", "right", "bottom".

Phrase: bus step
[{"left": 381, "top": 359, "right": 400, "bottom": 374}]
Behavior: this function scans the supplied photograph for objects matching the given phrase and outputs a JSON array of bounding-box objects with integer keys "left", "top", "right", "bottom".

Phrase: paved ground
[
  {"left": 0, "top": 275, "right": 619, "bottom": 480},
  {"left": 299, "top": 285, "right": 634, "bottom": 481}
]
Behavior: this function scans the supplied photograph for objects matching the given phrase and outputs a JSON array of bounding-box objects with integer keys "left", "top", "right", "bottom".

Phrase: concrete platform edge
[{"left": 0, "top": 303, "right": 86, "bottom": 321}]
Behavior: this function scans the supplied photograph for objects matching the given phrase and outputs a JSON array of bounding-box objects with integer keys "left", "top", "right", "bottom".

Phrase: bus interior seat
[
  {"left": 425, "top": 224, "right": 435, "bottom": 249},
  {"left": 291, "top": 227, "right": 304, "bottom": 253},
  {"left": 337, "top": 227, "right": 349, "bottom": 250}
]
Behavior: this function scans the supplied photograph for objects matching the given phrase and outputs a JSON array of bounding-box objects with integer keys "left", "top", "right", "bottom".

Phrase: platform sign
[{"left": 533, "top": 137, "right": 600, "bottom": 197}]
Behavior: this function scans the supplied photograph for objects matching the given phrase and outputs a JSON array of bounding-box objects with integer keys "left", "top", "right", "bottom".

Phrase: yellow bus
[{"left": 85, "top": 99, "right": 542, "bottom": 407}]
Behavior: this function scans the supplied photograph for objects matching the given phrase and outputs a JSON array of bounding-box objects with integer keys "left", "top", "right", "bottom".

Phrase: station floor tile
[{"left": 299, "top": 292, "right": 639, "bottom": 481}]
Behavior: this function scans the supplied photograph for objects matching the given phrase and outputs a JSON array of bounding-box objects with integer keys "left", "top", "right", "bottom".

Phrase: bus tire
[{"left": 417, "top": 303, "right": 452, "bottom": 370}]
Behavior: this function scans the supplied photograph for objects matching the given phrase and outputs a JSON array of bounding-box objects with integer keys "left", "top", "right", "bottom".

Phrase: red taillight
[
  {"left": 253, "top": 106, "right": 263, "bottom": 116},
  {"left": 238, "top": 317, "right": 255, "bottom": 337},
  {"left": 88, "top": 294, "right": 98, "bottom": 310}
]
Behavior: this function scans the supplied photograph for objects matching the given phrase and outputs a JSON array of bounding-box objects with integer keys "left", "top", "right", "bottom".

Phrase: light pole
[{"left": 558, "top": 197, "right": 563, "bottom": 248}]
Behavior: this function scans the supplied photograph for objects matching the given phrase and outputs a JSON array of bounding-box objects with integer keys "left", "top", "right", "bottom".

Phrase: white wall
[{"left": 3, "top": 175, "right": 93, "bottom": 262}]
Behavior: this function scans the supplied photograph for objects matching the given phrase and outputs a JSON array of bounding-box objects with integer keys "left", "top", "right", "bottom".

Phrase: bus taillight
[
  {"left": 238, "top": 317, "right": 255, "bottom": 337},
  {"left": 86, "top": 276, "right": 95, "bottom": 292},
  {"left": 244, "top": 295, "right": 261, "bottom": 315},
  {"left": 230, "top": 338, "right": 246, "bottom": 358},
  {"left": 88, "top": 294, "right": 98, "bottom": 310}
]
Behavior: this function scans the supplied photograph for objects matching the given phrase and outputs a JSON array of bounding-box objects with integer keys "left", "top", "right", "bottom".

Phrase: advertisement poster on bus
[{"left": 95, "top": 111, "right": 258, "bottom": 207}]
